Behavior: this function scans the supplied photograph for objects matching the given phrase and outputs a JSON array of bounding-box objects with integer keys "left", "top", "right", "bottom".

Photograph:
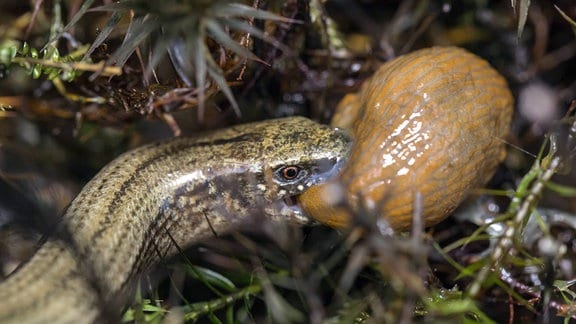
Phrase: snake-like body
[{"left": 0, "top": 117, "right": 351, "bottom": 323}]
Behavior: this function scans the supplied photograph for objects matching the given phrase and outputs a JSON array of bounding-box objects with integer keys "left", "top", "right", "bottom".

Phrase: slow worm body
[{"left": 0, "top": 116, "right": 351, "bottom": 323}]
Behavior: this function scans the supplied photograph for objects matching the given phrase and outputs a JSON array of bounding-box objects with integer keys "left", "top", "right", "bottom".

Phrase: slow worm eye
[{"left": 280, "top": 166, "right": 301, "bottom": 180}]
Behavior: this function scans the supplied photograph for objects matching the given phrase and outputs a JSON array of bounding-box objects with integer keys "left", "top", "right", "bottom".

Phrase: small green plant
[{"left": 0, "top": 41, "right": 119, "bottom": 81}]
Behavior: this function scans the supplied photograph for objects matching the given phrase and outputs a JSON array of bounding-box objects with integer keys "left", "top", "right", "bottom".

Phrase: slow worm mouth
[{"left": 280, "top": 195, "right": 315, "bottom": 225}]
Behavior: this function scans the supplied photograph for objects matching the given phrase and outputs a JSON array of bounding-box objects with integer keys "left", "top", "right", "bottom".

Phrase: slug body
[
  {"left": 298, "top": 47, "right": 513, "bottom": 231},
  {"left": 0, "top": 117, "right": 351, "bottom": 323}
]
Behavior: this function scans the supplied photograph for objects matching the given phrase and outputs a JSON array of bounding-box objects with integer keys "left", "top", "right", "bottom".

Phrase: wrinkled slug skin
[{"left": 299, "top": 47, "right": 514, "bottom": 231}]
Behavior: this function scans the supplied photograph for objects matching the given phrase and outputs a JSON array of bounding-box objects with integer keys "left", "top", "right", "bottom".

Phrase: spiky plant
[{"left": 57, "top": 0, "right": 294, "bottom": 120}]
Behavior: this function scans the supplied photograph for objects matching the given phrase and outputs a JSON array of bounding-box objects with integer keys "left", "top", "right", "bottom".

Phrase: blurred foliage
[{"left": 1, "top": 0, "right": 576, "bottom": 323}]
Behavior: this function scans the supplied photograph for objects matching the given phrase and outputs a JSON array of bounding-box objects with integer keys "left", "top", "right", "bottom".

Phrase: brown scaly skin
[
  {"left": 298, "top": 47, "right": 514, "bottom": 231},
  {"left": 0, "top": 117, "right": 352, "bottom": 323}
]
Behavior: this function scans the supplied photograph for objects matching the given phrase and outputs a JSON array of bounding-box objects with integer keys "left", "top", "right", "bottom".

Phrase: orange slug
[{"left": 298, "top": 46, "right": 514, "bottom": 231}]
